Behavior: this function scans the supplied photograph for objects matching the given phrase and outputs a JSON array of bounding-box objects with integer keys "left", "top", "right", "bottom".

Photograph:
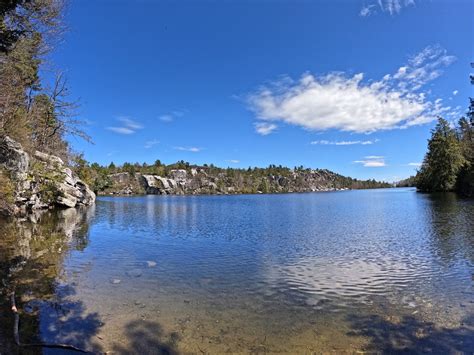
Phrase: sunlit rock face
[
  {"left": 0, "top": 136, "right": 95, "bottom": 215},
  {"left": 115, "top": 168, "right": 350, "bottom": 196},
  {"left": 0, "top": 136, "right": 29, "bottom": 181},
  {"left": 138, "top": 170, "right": 222, "bottom": 195}
]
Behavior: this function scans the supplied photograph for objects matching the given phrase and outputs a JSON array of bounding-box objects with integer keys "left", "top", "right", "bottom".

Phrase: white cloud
[
  {"left": 360, "top": 0, "right": 417, "bottom": 16},
  {"left": 174, "top": 146, "right": 202, "bottom": 152},
  {"left": 118, "top": 117, "right": 143, "bottom": 129},
  {"left": 408, "top": 162, "right": 422, "bottom": 166},
  {"left": 311, "top": 139, "right": 379, "bottom": 145},
  {"left": 159, "top": 114, "right": 174, "bottom": 122},
  {"left": 107, "top": 117, "right": 143, "bottom": 134},
  {"left": 248, "top": 45, "right": 456, "bottom": 134},
  {"left": 360, "top": 4, "right": 376, "bottom": 17},
  {"left": 144, "top": 139, "right": 159, "bottom": 149},
  {"left": 452, "top": 90, "right": 458, "bottom": 96},
  {"left": 354, "top": 156, "right": 386, "bottom": 167},
  {"left": 226, "top": 159, "right": 240, "bottom": 164},
  {"left": 255, "top": 122, "right": 278, "bottom": 135},
  {"left": 159, "top": 109, "right": 187, "bottom": 123},
  {"left": 107, "top": 127, "right": 135, "bottom": 134}
]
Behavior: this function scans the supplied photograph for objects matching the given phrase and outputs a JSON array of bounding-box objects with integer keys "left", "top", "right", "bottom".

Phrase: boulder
[
  {"left": 140, "top": 175, "right": 180, "bottom": 194},
  {"left": 170, "top": 169, "right": 187, "bottom": 184},
  {"left": 0, "top": 136, "right": 29, "bottom": 180},
  {"left": 156, "top": 176, "right": 171, "bottom": 190},
  {"left": 34, "top": 150, "right": 64, "bottom": 166},
  {"left": 0, "top": 136, "right": 95, "bottom": 215},
  {"left": 141, "top": 175, "right": 159, "bottom": 194}
]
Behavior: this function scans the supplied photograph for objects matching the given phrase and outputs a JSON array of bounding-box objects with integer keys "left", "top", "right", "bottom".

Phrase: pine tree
[
  {"left": 416, "top": 118, "right": 466, "bottom": 192},
  {"left": 455, "top": 98, "right": 474, "bottom": 196}
]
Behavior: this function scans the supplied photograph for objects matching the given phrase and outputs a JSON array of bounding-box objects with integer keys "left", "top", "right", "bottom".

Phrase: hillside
[{"left": 80, "top": 161, "right": 391, "bottom": 196}]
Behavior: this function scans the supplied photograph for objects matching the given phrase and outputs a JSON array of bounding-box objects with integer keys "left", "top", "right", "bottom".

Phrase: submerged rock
[{"left": 126, "top": 269, "right": 143, "bottom": 277}]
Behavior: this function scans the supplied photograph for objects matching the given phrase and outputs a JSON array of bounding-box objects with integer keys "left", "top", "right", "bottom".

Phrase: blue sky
[{"left": 51, "top": 0, "right": 473, "bottom": 182}]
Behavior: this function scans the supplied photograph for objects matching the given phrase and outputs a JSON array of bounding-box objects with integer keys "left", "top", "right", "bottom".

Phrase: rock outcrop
[
  {"left": 100, "top": 167, "right": 351, "bottom": 196},
  {"left": 0, "top": 136, "right": 29, "bottom": 181},
  {"left": 138, "top": 169, "right": 222, "bottom": 195},
  {"left": 0, "top": 136, "right": 95, "bottom": 215}
]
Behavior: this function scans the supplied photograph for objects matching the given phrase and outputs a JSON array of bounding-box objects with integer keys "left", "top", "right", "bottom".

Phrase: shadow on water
[
  {"left": 0, "top": 207, "right": 103, "bottom": 354},
  {"left": 346, "top": 313, "right": 474, "bottom": 353},
  {"left": 111, "top": 320, "right": 180, "bottom": 355},
  {"left": 425, "top": 192, "right": 474, "bottom": 264}
]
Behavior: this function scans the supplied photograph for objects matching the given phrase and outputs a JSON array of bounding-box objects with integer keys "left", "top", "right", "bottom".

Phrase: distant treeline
[
  {"left": 396, "top": 176, "right": 416, "bottom": 188},
  {"left": 73, "top": 159, "right": 392, "bottom": 194}
]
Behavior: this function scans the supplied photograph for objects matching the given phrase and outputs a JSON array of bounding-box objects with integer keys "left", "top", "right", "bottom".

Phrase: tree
[
  {"left": 0, "top": 0, "right": 88, "bottom": 161},
  {"left": 258, "top": 177, "right": 270, "bottom": 193},
  {"left": 416, "top": 118, "right": 466, "bottom": 192},
  {"left": 455, "top": 95, "right": 474, "bottom": 196}
]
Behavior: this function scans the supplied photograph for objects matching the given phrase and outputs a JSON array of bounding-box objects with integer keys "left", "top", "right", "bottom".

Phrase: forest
[{"left": 415, "top": 97, "right": 474, "bottom": 197}]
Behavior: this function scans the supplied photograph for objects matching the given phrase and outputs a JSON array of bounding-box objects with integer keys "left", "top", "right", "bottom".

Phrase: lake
[{"left": 0, "top": 188, "right": 473, "bottom": 353}]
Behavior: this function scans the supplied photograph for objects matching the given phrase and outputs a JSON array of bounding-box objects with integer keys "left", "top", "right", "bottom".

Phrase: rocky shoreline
[
  {"left": 0, "top": 136, "right": 95, "bottom": 216},
  {"left": 100, "top": 169, "right": 352, "bottom": 196},
  {"left": 0, "top": 136, "right": 385, "bottom": 216}
]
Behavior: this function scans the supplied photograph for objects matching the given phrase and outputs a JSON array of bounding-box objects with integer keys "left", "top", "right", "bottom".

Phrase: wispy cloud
[
  {"left": 226, "top": 159, "right": 240, "bottom": 164},
  {"left": 452, "top": 90, "right": 458, "bottom": 96},
  {"left": 159, "top": 114, "right": 173, "bottom": 122},
  {"left": 174, "top": 146, "right": 202, "bottom": 152},
  {"left": 360, "top": 0, "right": 417, "bottom": 17},
  {"left": 354, "top": 156, "right": 386, "bottom": 167},
  {"left": 311, "top": 139, "right": 379, "bottom": 145},
  {"left": 408, "top": 162, "right": 422, "bottom": 167},
  {"left": 107, "top": 117, "right": 143, "bottom": 134},
  {"left": 359, "top": 4, "right": 376, "bottom": 17},
  {"left": 159, "top": 109, "right": 186, "bottom": 123},
  {"left": 107, "top": 127, "right": 135, "bottom": 134},
  {"left": 248, "top": 45, "right": 456, "bottom": 135},
  {"left": 255, "top": 122, "right": 278, "bottom": 135},
  {"left": 144, "top": 139, "right": 159, "bottom": 149}
]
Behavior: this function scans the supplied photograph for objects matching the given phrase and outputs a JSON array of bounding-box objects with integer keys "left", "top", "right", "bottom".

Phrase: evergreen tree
[
  {"left": 455, "top": 98, "right": 474, "bottom": 196},
  {"left": 416, "top": 118, "right": 466, "bottom": 192}
]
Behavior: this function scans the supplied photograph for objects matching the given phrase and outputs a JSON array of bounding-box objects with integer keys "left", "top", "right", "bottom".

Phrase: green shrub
[{"left": 0, "top": 168, "right": 15, "bottom": 214}]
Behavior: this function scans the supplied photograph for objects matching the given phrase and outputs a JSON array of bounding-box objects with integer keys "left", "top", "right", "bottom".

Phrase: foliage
[
  {"left": 416, "top": 67, "right": 474, "bottom": 197},
  {"left": 0, "top": 167, "right": 15, "bottom": 214},
  {"left": 29, "top": 160, "right": 62, "bottom": 203},
  {"left": 71, "top": 154, "right": 111, "bottom": 193},
  {"left": 416, "top": 118, "right": 465, "bottom": 192},
  {"left": 79, "top": 159, "right": 391, "bottom": 195},
  {"left": 396, "top": 176, "right": 416, "bottom": 187},
  {"left": 0, "top": 0, "right": 88, "bottom": 162},
  {"left": 455, "top": 98, "right": 474, "bottom": 196}
]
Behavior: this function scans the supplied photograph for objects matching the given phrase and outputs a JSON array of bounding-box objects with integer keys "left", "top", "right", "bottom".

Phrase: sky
[{"left": 49, "top": 0, "right": 474, "bottom": 182}]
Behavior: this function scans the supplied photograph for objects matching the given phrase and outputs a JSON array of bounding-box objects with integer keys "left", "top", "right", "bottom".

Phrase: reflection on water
[
  {"left": 0, "top": 189, "right": 473, "bottom": 353},
  {"left": 0, "top": 207, "right": 103, "bottom": 353}
]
